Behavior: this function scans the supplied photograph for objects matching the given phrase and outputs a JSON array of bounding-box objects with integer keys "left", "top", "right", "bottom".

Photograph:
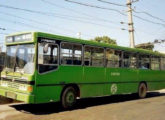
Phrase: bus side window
[
  {"left": 0, "top": 52, "right": 5, "bottom": 71},
  {"left": 138, "top": 54, "right": 150, "bottom": 69},
  {"left": 106, "top": 49, "right": 122, "bottom": 68},
  {"left": 161, "top": 57, "right": 165, "bottom": 70},
  {"left": 130, "top": 54, "right": 137, "bottom": 68},
  {"left": 84, "top": 46, "right": 91, "bottom": 66},
  {"left": 92, "top": 47, "right": 104, "bottom": 66},
  {"left": 38, "top": 42, "right": 58, "bottom": 73},
  {"left": 73, "top": 44, "right": 82, "bottom": 65},
  {"left": 123, "top": 52, "right": 137, "bottom": 68},
  {"left": 61, "top": 43, "right": 82, "bottom": 65},
  {"left": 123, "top": 52, "right": 130, "bottom": 68},
  {"left": 151, "top": 56, "right": 160, "bottom": 70},
  {"left": 84, "top": 46, "right": 104, "bottom": 67}
]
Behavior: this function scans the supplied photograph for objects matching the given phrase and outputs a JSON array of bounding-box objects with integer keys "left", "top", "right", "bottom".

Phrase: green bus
[
  {"left": 0, "top": 52, "right": 5, "bottom": 72},
  {"left": 0, "top": 31, "right": 165, "bottom": 108}
]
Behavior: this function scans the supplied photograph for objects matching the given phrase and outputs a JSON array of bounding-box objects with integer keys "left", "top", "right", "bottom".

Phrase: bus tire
[
  {"left": 138, "top": 83, "right": 147, "bottom": 99},
  {"left": 61, "top": 87, "right": 76, "bottom": 109}
]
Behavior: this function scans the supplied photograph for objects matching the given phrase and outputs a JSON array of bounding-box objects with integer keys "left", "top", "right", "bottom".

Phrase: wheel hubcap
[{"left": 66, "top": 92, "right": 74, "bottom": 104}]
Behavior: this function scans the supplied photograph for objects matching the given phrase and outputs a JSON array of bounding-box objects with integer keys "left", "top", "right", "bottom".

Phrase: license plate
[{"left": 6, "top": 92, "right": 17, "bottom": 99}]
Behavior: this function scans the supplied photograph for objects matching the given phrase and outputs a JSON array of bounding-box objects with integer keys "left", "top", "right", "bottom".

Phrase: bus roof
[{"left": 6, "top": 31, "right": 165, "bottom": 57}]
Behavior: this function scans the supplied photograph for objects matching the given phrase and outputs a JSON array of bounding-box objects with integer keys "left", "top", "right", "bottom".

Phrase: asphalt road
[{"left": 1, "top": 90, "right": 165, "bottom": 120}]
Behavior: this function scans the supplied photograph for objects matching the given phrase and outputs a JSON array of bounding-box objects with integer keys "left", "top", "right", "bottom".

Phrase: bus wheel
[
  {"left": 138, "top": 83, "right": 147, "bottom": 99},
  {"left": 61, "top": 87, "right": 76, "bottom": 109}
]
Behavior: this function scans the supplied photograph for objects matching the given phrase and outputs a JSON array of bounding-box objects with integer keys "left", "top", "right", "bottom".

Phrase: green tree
[{"left": 91, "top": 36, "right": 117, "bottom": 45}]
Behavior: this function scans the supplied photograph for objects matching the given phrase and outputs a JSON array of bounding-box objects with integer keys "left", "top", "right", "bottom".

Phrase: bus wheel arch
[
  {"left": 138, "top": 82, "right": 148, "bottom": 99},
  {"left": 60, "top": 84, "right": 80, "bottom": 108}
]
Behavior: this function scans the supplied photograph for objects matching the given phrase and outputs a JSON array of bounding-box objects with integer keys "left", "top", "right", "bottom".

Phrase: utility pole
[{"left": 126, "top": 0, "right": 135, "bottom": 48}]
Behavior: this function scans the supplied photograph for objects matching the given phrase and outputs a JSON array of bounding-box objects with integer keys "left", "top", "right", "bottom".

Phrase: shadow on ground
[
  {"left": 10, "top": 92, "right": 165, "bottom": 115},
  {"left": 0, "top": 96, "right": 15, "bottom": 104}
]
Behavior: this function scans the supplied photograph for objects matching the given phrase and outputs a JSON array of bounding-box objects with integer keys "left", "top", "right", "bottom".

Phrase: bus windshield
[{"left": 5, "top": 44, "right": 35, "bottom": 74}]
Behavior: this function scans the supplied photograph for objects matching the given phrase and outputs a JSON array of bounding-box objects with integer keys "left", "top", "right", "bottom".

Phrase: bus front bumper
[{"left": 0, "top": 87, "right": 35, "bottom": 103}]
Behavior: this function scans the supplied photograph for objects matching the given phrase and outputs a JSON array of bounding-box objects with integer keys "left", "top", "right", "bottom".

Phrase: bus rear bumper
[{"left": 0, "top": 87, "right": 35, "bottom": 103}]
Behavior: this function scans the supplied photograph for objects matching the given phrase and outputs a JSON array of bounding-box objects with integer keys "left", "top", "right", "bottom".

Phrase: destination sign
[{"left": 6, "top": 33, "right": 32, "bottom": 43}]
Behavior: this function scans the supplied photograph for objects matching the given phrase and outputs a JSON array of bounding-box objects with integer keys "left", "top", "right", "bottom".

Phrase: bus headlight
[
  {"left": 19, "top": 85, "right": 33, "bottom": 92},
  {"left": 19, "top": 85, "right": 27, "bottom": 91}
]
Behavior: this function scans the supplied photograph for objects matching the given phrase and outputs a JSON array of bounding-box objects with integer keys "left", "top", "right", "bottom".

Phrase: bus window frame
[
  {"left": 151, "top": 55, "right": 161, "bottom": 71},
  {"left": 160, "top": 57, "right": 165, "bottom": 70},
  {"left": 123, "top": 51, "right": 138, "bottom": 69},
  {"left": 105, "top": 48, "right": 123, "bottom": 68},
  {"left": 60, "top": 42, "right": 83, "bottom": 66},
  {"left": 37, "top": 38, "right": 59, "bottom": 74},
  {"left": 84, "top": 45, "right": 105, "bottom": 67},
  {"left": 138, "top": 54, "right": 151, "bottom": 70}
]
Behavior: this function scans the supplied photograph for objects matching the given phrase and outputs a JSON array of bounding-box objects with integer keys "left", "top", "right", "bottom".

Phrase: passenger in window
[{"left": 140, "top": 66, "right": 148, "bottom": 69}]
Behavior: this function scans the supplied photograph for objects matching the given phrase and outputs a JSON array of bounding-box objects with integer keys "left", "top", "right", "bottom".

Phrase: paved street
[{"left": 1, "top": 90, "right": 165, "bottom": 120}]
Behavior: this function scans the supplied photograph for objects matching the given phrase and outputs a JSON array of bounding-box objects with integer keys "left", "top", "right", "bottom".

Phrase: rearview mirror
[{"left": 43, "top": 43, "right": 49, "bottom": 53}]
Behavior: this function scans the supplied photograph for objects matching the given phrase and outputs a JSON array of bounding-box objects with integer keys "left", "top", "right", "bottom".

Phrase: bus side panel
[
  {"left": 34, "top": 86, "right": 63, "bottom": 103},
  {"left": 80, "top": 67, "right": 106, "bottom": 98},
  {"left": 139, "top": 70, "right": 165, "bottom": 91},
  {"left": 105, "top": 68, "right": 138, "bottom": 95},
  {"left": 80, "top": 84, "right": 107, "bottom": 98},
  {"left": 106, "top": 68, "right": 122, "bottom": 82},
  {"left": 57, "top": 66, "right": 83, "bottom": 83},
  {"left": 35, "top": 66, "right": 83, "bottom": 103},
  {"left": 120, "top": 68, "right": 138, "bottom": 94},
  {"left": 147, "top": 82, "right": 165, "bottom": 91},
  {"left": 115, "top": 83, "right": 138, "bottom": 94},
  {"left": 106, "top": 68, "right": 122, "bottom": 95}
]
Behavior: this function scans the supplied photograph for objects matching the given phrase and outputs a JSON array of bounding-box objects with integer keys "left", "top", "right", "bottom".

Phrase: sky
[{"left": 0, "top": 0, "right": 165, "bottom": 52}]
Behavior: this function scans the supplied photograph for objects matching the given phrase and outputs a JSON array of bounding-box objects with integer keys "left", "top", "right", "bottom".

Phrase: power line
[
  {"left": 0, "top": 12, "right": 69, "bottom": 30},
  {"left": 41, "top": 0, "right": 93, "bottom": 18},
  {"left": 134, "top": 30, "right": 141, "bottom": 44},
  {"left": 0, "top": 11, "right": 95, "bottom": 38},
  {"left": 0, "top": 4, "right": 94, "bottom": 20},
  {"left": 65, "top": 0, "right": 126, "bottom": 16},
  {"left": 0, "top": 26, "right": 19, "bottom": 32},
  {"left": 98, "top": 0, "right": 126, "bottom": 7},
  {"left": 97, "top": 0, "right": 142, "bottom": 48},
  {"left": 0, "top": 4, "right": 122, "bottom": 30},
  {"left": 65, "top": 0, "right": 165, "bottom": 47},
  {"left": 133, "top": 10, "right": 165, "bottom": 23},
  {"left": 134, "top": 26, "right": 157, "bottom": 37},
  {"left": 1, "top": 2, "right": 164, "bottom": 44},
  {"left": 133, "top": 15, "right": 165, "bottom": 27},
  {"left": 0, "top": 33, "right": 9, "bottom": 35},
  {"left": 95, "top": 0, "right": 165, "bottom": 27},
  {"left": 0, "top": 4, "right": 54, "bottom": 16},
  {"left": 41, "top": 0, "right": 121, "bottom": 24},
  {"left": 0, "top": 4, "right": 96, "bottom": 21},
  {"left": 65, "top": 0, "right": 165, "bottom": 28},
  {"left": 0, "top": 18, "right": 61, "bottom": 34}
]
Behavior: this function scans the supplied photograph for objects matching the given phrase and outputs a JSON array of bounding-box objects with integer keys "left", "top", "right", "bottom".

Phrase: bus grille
[{"left": 8, "top": 82, "right": 19, "bottom": 89}]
